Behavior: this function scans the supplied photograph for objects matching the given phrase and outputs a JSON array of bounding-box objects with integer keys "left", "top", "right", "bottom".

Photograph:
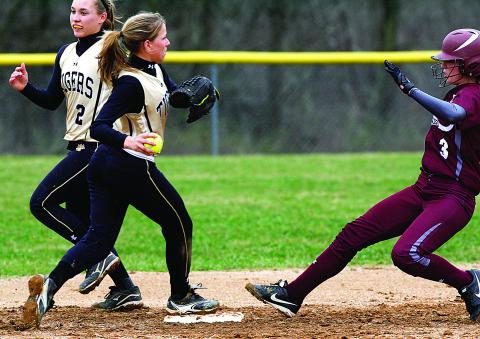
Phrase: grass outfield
[{"left": 1, "top": 153, "right": 480, "bottom": 276}]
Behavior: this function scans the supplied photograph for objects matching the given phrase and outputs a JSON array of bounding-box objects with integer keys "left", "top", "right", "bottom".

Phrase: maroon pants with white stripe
[{"left": 286, "top": 171, "right": 475, "bottom": 302}]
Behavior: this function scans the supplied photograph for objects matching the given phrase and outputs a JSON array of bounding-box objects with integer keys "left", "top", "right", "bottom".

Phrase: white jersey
[
  {"left": 116, "top": 65, "right": 169, "bottom": 161},
  {"left": 59, "top": 40, "right": 111, "bottom": 141}
]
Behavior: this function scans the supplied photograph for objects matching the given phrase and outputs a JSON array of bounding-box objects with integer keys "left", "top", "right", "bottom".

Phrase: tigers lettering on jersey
[
  {"left": 61, "top": 71, "right": 94, "bottom": 98},
  {"left": 157, "top": 95, "right": 169, "bottom": 116},
  {"left": 59, "top": 39, "right": 112, "bottom": 142}
]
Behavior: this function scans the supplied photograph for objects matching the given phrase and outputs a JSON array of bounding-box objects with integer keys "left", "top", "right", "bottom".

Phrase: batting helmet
[{"left": 432, "top": 28, "right": 480, "bottom": 78}]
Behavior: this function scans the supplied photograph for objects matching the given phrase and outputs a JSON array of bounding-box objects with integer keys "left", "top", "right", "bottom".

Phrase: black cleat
[
  {"left": 460, "top": 269, "right": 480, "bottom": 321},
  {"left": 166, "top": 284, "right": 219, "bottom": 314},
  {"left": 245, "top": 279, "right": 301, "bottom": 317},
  {"left": 92, "top": 285, "right": 143, "bottom": 311},
  {"left": 79, "top": 252, "right": 120, "bottom": 294}
]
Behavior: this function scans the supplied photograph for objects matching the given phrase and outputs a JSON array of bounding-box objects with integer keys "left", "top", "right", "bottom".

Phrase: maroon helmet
[{"left": 432, "top": 28, "right": 480, "bottom": 81}]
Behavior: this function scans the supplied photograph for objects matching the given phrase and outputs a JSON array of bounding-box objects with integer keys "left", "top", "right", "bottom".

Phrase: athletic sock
[
  {"left": 400, "top": 253, "right": 472, "bottom": 289},
  {"left": 49, "top": 260, "right": 76, "bottom": 292},
  {"left": 109, "top": 265, "right": 135, "bottom": 290},
  {"left": 107, "top": 248, "right": 136, "bottom": 290},
  {"left": 286, "top": 246, "right": 350, "bottom": 303}
]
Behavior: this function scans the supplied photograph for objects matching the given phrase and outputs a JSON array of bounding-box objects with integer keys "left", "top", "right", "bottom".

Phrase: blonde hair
[
  {"left": 94, "top": 0, "right": 121, "bottom": 30},
  {"left": 98, "top": 12, "right": 166, "bottom": 85}
]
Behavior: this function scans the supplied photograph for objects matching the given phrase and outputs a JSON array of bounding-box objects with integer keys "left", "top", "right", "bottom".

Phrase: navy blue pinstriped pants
[
  {"left": 30, "top": 142, "right": 96, "bottom": 242},
  {"left": 29, "top": 142, "right": 132, "bottom": 287},
  {"left": 61, "top": 144, "right": 192, "bottom": 298}
]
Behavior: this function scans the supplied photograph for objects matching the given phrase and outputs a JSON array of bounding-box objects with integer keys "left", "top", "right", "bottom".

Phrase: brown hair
[
  {"left": 94, "top": 0, "right": 121, "bottom": 30},
  {"left": 98, "top": 12, "right": 166, "bottom": 85}
]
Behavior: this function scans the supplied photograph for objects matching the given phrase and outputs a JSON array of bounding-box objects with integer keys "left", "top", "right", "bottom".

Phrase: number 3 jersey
[
  {"left": 59, "top": 39, "right": 111, "bottom": 142},
  {"left": 422, "top": 83, "right": 480, "bottom": 194}
]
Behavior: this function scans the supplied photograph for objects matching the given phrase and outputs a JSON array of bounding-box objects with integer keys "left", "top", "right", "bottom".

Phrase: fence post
[{"left": 210, "top": 64, "right": 219, "bottom": 156}]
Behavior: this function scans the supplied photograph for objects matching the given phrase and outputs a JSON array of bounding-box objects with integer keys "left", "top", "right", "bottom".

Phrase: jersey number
[
  {"left": 75, "top": 104, "right": 85, "bottom": 125},
  {"left": 439, "top": 138, "right": 448, "bottom": 159}
]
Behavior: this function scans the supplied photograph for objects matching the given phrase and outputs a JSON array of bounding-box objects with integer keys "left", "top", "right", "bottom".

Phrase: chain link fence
[
  {"left": 0, "top": 61, "right": 442, "bottom": 155},
  {"left": 1, "top": 0, "right": 476, "bottom": 155}
]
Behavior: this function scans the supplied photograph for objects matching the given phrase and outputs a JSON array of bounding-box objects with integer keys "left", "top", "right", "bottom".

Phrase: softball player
[
  {"left": 9, "top": 0, "right": 142, "bottom": 311},
  {"left": 22, "top": 12, "right": 219, "bottom": 327},
  {"left": 246, "top": 28, "right": 480, "bottom": 321}
]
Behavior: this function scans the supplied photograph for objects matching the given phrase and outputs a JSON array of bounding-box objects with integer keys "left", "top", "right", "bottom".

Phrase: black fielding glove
[{"left": 170, "top": 75, "right": 220, "bottom": 123}]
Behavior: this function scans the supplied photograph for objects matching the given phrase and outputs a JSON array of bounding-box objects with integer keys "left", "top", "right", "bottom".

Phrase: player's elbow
[
  {"left": 444, "top": 104, "right": 466, "bottom": 123},
  {"left": 40, "top": 96, "right": 64, "bottom": 111},
  {"left": 90, "top": 124, "right": 101, "bottom": 141}
]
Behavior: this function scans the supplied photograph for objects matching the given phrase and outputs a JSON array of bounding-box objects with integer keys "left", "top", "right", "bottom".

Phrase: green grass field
[{"left": 1, "top": 153, "right": 480, "bottom": 276}]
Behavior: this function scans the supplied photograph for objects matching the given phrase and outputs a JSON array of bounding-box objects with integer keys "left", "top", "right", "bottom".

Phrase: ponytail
[
  {"left": 98, "top": 31, "right": 133, "bottom": 85},
  {"left": 98, "top": 12, "right": 166, "bottom": 84}
]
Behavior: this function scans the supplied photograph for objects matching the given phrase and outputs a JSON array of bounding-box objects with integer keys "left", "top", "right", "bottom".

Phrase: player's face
[
  {"left": 145, "top": 25, "right": 170, "bottom": 64},
  {"left": 442, "top": 61, "right": 475, "bottom": 85},
  {"left": 70, "top": 0, "right": 107, "bottom": 38},
  {"left": 441, "top": 61, "right": 462, "bottom": 85}
]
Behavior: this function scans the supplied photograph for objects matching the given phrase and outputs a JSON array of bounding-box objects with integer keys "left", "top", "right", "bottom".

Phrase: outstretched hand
[
  {"left": 384, "top": 60, "right": 415, "bottom": 95},
  {"left": 8, "top": 63, "right": 29, "bottom": 91}
]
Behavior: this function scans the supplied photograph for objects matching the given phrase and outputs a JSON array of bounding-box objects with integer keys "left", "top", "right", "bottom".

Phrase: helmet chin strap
[
  {"left": 431, "top": 62, "right": 462, "bottom": 87},
  {"left": 442, "top": 65, "right": 458, "bottom": 87}
]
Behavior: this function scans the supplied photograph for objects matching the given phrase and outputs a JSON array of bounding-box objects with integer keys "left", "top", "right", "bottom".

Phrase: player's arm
[
  {"left": 11, "top": 45, "right": 68, "bottom": 110},
  {"left": 91, "top": 76, "right": 143, "bottom": 146},
  {"left": 408, "top": 88, "right": 466, "bottom": 122},
  {"left": 384, "top": 60, "right": 466, "bottom": 122},
  {"left": 90, "top": 76, "right": 156, "bottom": 155}
]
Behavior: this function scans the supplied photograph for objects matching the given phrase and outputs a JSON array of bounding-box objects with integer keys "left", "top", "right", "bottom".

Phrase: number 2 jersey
[
  {"left": 421, "top": 83, "right": 480, "bottom": 194},
  {"left": 59, "top": 39, "right": 111, "bottom": 142},
  {"left": 21, "top": 32, "right": 110, "bottom": 143}
]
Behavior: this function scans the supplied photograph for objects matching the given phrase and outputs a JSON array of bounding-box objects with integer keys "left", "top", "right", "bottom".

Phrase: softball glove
[{"left": 170, "top": 75, "right": 220, "bottom": 123}]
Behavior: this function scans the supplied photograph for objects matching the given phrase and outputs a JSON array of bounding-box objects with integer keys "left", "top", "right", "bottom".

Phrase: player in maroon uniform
[{"left": 246, "top": 28, "right": 480, "bottom": 321}]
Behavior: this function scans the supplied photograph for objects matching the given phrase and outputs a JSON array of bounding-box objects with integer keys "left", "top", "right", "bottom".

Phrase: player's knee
[
  {"left": 184, "top": 216, "right": 193, "bottom": 235},
  {"left": 391, "top": 244, "right": 413, "bottom": 270},
  {"left": 329, "top": 226, "right": 363, "bottom": 260},
  {"left": 162, "top": 213, "right": 193, "bottom": 239},
  {"left": 29, "top": 192, "right": 45, "bottom": 218},
  {"left": 179, "top": 209, "right": 193, "bottom": 234},
  {"left": 326, "top": 242, "right": 357, "bottom": 263}
]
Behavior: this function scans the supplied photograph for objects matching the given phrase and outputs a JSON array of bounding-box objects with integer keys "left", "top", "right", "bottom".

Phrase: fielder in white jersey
[
  {"left": 9, "top": 0, "right": 143, "bottom": 314},
  {"left": 21, "top": 13, "right": 220, "bottom": 328},
  {"left": 115, "top": 66, "right": 169, "bottom": 161},
  {"left": 60, "top": 38, "right": 112, "bottom": 141}
]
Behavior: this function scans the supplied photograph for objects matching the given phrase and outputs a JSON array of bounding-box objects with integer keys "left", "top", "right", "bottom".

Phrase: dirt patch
[{"left": 1, "top": 266, "right": 479, "bottom": 337}]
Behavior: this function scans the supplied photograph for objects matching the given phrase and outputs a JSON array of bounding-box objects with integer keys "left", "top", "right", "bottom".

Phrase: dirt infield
[{"left": 1, "top": 266, "right": 480, "bottom": 337}]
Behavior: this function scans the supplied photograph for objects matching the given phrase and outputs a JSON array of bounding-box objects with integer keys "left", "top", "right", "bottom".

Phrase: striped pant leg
[
  {"left": 391, "top": 194, "right": 474, "bottom": 288},
  {"left": 30, "top": 149, "right": 93, "bottom": 242},
  {"left": 130, "top": 160, "right": 193, "bottom": 298}
]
